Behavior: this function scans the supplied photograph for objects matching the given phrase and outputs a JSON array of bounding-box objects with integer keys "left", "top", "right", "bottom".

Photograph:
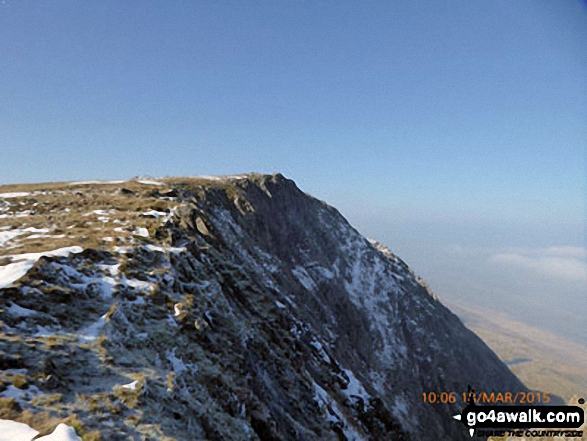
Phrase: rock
[{"left": 0, "top": 174, "right": 527, "bottom": 440}]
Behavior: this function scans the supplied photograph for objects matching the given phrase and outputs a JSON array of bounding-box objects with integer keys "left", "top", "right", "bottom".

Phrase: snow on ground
[
  {"left": 81, "top": 209, "right": 113, "bottom": 223},
  {"left": 25, "top": 234, "right": 66, "bottom": 240},
  {"left": 96, "top": 263, "right": 120, "bottom": 277},
  {"left": 68, "top": 180, "right": 125, "bottom": 185},
  {"left": 144, "top": 244, "right": 186, "bottom": 254},
  {"left": 174, "top": 303, "right": 182, "bottom": 317},
  {"left": 48, "top": 261, "right": 117, "bottom": 299},
  {"left": 0, "top": 227, "right": 49, "bottom": 246},
  {"left": 77, "top": 313, "right": 108, "bottom": 343},
  {"left": 291, "top": 266, "right": 316, "bottom": 291},
  {"left": 125, "top": 278, "right": 153, "bottom": 292},
  {"left": 7, "top": 303, "right": 37, "bottom": 317},
  {"left": 0, "top": 230, "right": 22, "bottom": 247},
  {"left": 134, "top": 227, "right": 149, "bottom": 237},
  {"left": 197, "top": 175, "right": 223, "bottom": 181},
  {"left": 136, "top": 179, "right": 163, "bottom": 186},
  {"left": 36, "top": 423, "right": 82, "bottom": 441},
  {"left": 119, "top": 380, "right": 139, "bottom": 390},
  {"left": 0, "top": 419, "right": 39, "bottom": 441},
  {"left": 309, "top": 339, "right": 331, "bottom": 364},
  {"left": 1, "top": 384, "right": 40, "bottom": 402},
  {"left": 312, "top": 381, "right": 365, "bottom": 441},
  {"left": 0, "top": 260, "right": 42, "bottom": 290},
  {"left": 0, "top": 192, "right": 31, "bottom": 199},
  {"left": 0, "top": 211, "right": 32, "bottom": 219},
  {"left": 140, "top": 210, "right": 171, "bottom": 222},
  {"left": 30, "top": 306, "right": 109, "bottom": 341},
  {"left": 310, "top": 265, "right": 336, "bottom": 279},
  {"left": 0, "top": 246, "right": 83, "bottom": 289},
  {"left": 198, "top": 175, "right": 248, "bottom": 181},
  {"left": 113, "top": 246, "right": 133, "bottom": 254},
  {"left": 141, "top": 209, "right": 166, "bottom": 217},
  {"left": 342, "top": 369, "right": 370, "bottom": 401},
  {"left": 340, "top": 232, "right": 408, "bottom": 367}
]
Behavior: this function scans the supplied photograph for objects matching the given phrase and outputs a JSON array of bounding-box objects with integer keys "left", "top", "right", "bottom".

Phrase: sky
[{"left": 1, "top": 1, "right": 586, "bottom": 341}]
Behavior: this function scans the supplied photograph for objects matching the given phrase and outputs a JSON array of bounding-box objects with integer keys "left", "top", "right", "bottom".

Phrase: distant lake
[{"left": 504, "top": 357, "right": 532, "bottom": 366}]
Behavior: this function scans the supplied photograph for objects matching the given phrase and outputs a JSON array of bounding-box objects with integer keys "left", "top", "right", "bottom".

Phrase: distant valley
[{"left": 449, "top": 301, "right": 587, "bottom": 403}]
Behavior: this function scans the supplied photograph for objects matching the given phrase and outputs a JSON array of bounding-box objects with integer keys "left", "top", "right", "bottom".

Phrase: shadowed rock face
[{"left": 0, "top": 174, "right": 526, "bottom": 440}]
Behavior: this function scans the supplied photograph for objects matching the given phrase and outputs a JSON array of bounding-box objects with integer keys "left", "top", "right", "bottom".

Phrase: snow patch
[
  {"left": 342, "top": 369, "right": 370, "bottom": 401},
  {"left": 92, "top": 209, "right": 111, "bottom": 216},
  {"left": 48, "top": 262, "right": 116, "bottom": 299},
  {"left": 120, "top": 380, "right": 139, "bottom": 390},
  {"left": 0, "top": 192, "right": 31, "bottom": 199},
  {"left": 174, "top": 303, "right": 182, "bottom": 317},
  {"left": 310, "top": 339, "right": 330, "bottom": 363},
  {"left": 69, "top": 180, "right": 124, "bottom": 185},
  {"left": 134, "top": 227, "right": 149, "bottom": 237},
  {"left": 125, "top": 278, "right": 153, "bottom": 292},
  {"left": 0, "top": 227, "right": 49, "bottom": 246},
  {"left": 7, "top": 303, "right": 37, "bottom": 317},
  {"left": 77, "top": 313, "right": 108, "bottom": 342},
  {"left": 25, "top": 234, "right": 66, "bottom": 240},
  {"left": 97, "top": 263, "right": 120, "bottom": 277},
  {"left": 199, "top": 175, "right": 248, "bottom": 181},
  {"left": 0, "top": 419, "right": 39, "bottom": 441},
  {"left": 0, "top": 385, "right": 40, "bottom": 406},
  {"left": 312, "top": 381, "right": 365, "bottom": 440},
  {"left": 291, "top": 266, "right": 316, "bottom": 290},
  {"left": 136, "top": 179, "right": 163, "bottom": 186},
  {"left": 145, "top": 244, "right": 186, "bottom": 254},
  {"left": 36, "top": 423, "right": 82, "bottom": 441},
  {"left": 113, "top": 246, "right": 133, "bottom": 254},
  {"left": 0, "top": 246, "right": 83, "bottom": 289},
  {"left": 141, "top": 210, "right": 168, "bottom": 218},
  {"left": 0, "top": 211, "right": 32, "bottom": 219},
  {"left": 314, "top": 266, "right": 335, "bottom": 279}
]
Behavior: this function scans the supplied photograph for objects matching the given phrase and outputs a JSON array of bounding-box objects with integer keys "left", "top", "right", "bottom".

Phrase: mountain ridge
[{"left": 0, "top": 173, "right": 526, "bottom": 440}]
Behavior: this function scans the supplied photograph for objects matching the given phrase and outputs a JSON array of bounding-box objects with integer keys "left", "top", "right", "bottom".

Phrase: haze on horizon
[{"left": 1, "top": 1, "right": 585, "bottom": 342}]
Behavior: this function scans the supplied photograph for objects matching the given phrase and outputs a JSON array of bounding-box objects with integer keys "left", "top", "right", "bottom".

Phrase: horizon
[
  {"left": 1, "top": 170, "right": 585, "bottom": 345},
  {"left": 1, "top": 1, "right": 586, "bottom": 343}
]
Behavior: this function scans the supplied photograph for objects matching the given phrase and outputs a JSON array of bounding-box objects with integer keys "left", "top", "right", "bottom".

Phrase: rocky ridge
[{"left": 0, "top": 174, "right": 526, "bottom": 440}]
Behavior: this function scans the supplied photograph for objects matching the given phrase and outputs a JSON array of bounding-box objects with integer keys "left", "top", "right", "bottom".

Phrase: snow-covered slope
[{"left": 0, "top": 174, "right": 526, "bottom": 440}]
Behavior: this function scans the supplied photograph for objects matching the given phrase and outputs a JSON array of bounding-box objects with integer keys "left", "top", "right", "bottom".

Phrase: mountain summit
[{"left": 0, "top": 174, "right": 525, "bottom": 440}]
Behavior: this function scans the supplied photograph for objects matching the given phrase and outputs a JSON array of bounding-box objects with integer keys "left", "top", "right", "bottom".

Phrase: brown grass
[
  {"left": 450, "top": 302, "right": 587, "bottom": 402},
  {"left": 0, "top": 180, "right": 181, "bottom": 257}
]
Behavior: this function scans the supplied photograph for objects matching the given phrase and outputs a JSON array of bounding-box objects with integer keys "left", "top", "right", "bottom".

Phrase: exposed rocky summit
[{"left": 0, "top": 174, "right": 526, "bottom": 440}]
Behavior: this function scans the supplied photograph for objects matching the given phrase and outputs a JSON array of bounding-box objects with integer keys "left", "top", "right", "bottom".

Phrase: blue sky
[{"left": 1, "top": 1, "right": 586, "bottom": 339}]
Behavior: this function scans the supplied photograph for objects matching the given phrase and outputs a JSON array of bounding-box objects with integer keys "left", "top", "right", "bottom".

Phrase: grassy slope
[
  {"left": 447, "top": 300, "right": 587, "bottom": 403},
  {"left": 0, "top": 177, "right": 237, "bottom": 257}
]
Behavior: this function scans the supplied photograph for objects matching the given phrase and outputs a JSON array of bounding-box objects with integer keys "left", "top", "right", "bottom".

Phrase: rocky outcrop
[{"left": 0, "top": 174, "right": 526, "bottom": 440}]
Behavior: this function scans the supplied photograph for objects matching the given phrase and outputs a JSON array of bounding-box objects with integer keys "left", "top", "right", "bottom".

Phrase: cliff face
[{"left": 0, "top": 174, "right": 525, "bottom": 440}]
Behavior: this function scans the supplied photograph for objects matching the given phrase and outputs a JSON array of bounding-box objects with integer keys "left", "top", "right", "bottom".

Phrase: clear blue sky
[{"left": 1, "top": 1, "right": 586, "bottom": 338}]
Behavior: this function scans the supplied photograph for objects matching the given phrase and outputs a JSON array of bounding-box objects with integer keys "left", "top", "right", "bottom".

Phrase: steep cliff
[{"left": 0, "top": 174, "right": 526, "bottom": 440}]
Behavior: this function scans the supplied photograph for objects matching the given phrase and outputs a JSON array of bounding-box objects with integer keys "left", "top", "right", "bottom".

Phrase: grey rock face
[{"left": 0, "top": 174, "right": 525, "bottom": 440}]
